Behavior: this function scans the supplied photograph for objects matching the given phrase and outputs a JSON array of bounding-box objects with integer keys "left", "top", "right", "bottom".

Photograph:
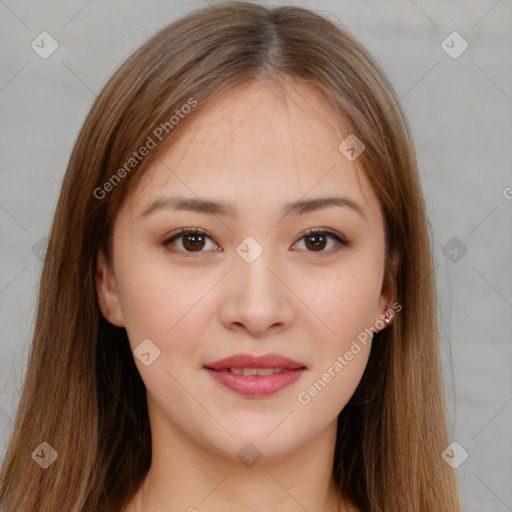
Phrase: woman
[{"left": 0, "top": 2, "right": 461, "bottom": 511}]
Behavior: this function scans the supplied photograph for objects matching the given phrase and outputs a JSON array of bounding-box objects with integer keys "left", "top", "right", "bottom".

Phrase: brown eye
[
  {"left": 162, "top": 228, "right": 218, "bottom": 253},
  {"left": 162, "top": 227, "right": 349, "bottom": 256},
  {"left": 294, "top": 229, "right": 349, "bottom": 253}
]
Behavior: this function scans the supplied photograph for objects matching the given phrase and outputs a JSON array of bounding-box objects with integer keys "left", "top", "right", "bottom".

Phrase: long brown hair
[{"left": 0, "top": 3, "right": 460, "bottom": 510}]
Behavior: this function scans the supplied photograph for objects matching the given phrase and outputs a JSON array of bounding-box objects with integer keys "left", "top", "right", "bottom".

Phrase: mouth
[
  {"left": 203, "top": 353, "right": 307, "bottom": 397},
  {"left": 215, "top": 367, "right": 293, "bottom": 376}
]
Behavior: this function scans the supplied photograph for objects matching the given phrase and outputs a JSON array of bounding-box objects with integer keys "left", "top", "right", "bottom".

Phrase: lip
[
  {"left": 205, "top": 353, "right": 306, "bottom": 371},
  {"left": 204, "top": 353, "right": 307, "bottom": 397}
]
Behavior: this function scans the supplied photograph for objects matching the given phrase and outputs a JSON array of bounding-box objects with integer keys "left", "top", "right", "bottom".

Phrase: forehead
[{"left": 125, "top": 79, "right": 381, "bottom": 222}]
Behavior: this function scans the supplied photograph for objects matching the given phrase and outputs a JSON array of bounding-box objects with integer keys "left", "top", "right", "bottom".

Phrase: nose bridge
[
  {"left": 219, "top": 237, "right": 295, "bottom": 335},
  {"left": 235, "top": 238, "right": 282, "bottom": 304}
]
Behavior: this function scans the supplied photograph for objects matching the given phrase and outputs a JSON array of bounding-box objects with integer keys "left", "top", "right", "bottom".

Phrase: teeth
[{"left": 228, "top": 367, "right": 287, "bottom": 376}]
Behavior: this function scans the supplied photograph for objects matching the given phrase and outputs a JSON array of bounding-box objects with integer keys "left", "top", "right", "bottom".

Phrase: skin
[{"left": 96, "top": 78, "right": 397, "bottom": 512}]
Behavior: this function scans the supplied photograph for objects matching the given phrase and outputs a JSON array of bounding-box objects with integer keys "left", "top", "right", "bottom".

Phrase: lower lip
[{"left": 205, "top": 368, "right": 306, "bottom": 397}]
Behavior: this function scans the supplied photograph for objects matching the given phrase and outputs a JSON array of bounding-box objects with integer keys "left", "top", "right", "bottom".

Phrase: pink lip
[
  {"left": 205, "top": 353, "right": 306, "bottom": 370},
  {"left": 204, "top": 353, "right": 307, "bottom": 397}
]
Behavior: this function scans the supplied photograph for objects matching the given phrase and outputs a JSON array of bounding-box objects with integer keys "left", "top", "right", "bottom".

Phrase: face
[{"left": 96, "top": 79, "right": 396, "bottom": 461}]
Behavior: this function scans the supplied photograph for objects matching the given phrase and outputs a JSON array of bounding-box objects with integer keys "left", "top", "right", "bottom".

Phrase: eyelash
[{"left": 161, "top": 227, "right": 350, "bottom": 256}]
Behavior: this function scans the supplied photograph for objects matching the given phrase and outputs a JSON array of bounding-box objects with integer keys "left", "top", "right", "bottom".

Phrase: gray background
[{"left": 0, "top": 1, "right": 511, "bottom": 510}]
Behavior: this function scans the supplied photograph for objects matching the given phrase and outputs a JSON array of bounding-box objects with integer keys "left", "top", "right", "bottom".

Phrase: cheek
[
  {"left": 296, "top": 346, "right": 370, "bottom": 427},
  {"left": 293, "top": 265, "right": 380, "bottom": 419},
  {"left": 291, "top": 253, "right": 382, "bottom": 411},
  {"left": 113, "top": 246, "right": 213, "bottom": 351},
  {"left": 298, "top": 259, "right": 383, "bottom": 345}
]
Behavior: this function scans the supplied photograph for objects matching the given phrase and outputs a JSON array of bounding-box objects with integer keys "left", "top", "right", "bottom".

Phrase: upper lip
[{"left": 204, "top": 353, "right": 306, "bottom": 370}]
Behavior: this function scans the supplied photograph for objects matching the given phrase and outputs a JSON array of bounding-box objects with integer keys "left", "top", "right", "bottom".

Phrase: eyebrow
[{"left": 141, "top": 194, "right": 368, "bottom": 222}]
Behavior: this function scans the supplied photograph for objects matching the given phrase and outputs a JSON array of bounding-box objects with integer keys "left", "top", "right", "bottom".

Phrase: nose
[{"left": 218, "top": 246, "right": 295, "bottom": 338}]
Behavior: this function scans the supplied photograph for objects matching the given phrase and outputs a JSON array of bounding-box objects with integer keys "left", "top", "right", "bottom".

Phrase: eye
[
  {"left": 293, "top": 228, "right": 349, "bottom": 253},
  {"left": 162, "top": 228, "right": 219, "bottom": 254},
  {"left": 162, "top": 227, "right": 349, "bottom": 255}
]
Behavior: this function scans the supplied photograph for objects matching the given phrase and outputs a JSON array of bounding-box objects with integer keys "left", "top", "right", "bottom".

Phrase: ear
[
  {"left": 95, "top": 247, "right": 125, "bottom": 327},
  {"left": 375, "top": 249, "right": 400, "bottom": 328}
]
